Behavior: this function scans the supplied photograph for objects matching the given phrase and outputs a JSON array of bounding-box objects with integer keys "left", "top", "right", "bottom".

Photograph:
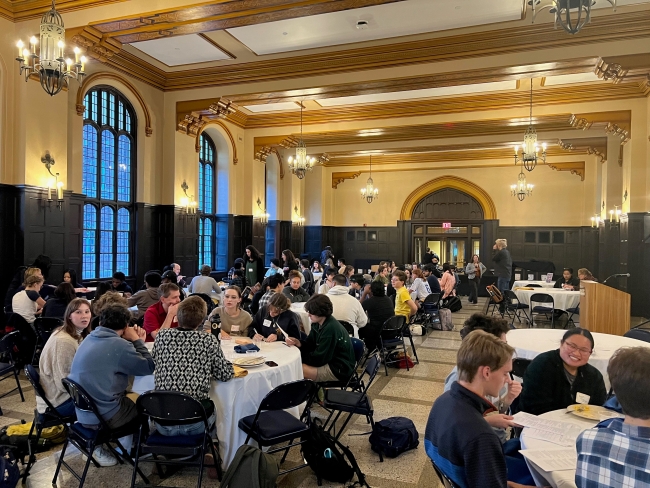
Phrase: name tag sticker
[
  {"left": 263, "top": 319, "right": 272, "bottom": 328},
  {"left": 231, "top": 325, "right": 240, "bottom": 333},
  {"left": 576, "top": 392, "right": 590, "bottom": 404},
  {"left": 249, "top": 268, "right": 253, "bottom": 273}
]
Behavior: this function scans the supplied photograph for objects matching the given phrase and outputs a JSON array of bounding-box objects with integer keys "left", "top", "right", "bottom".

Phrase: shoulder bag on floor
[
  {"left": 369, "top": 417, "right": 419, "bottom": 458},
  {"left": 219, "top": 444, "right": 279, "bottom": 488}
]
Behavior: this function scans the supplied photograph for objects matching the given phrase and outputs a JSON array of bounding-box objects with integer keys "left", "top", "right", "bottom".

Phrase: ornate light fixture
[
  {"left": 360, "top": 155, "right": 379, "bottom": 204},
  {"left": 293, "top": 206, "right": 305, "bottom": 226},
  {"left": 180, "top": 181, "right": 197, "bottom": 218},
  {"left": 256, "top": 198, "right": 269, "bottom": 224},
  {"left": 15, "top": 1, "right": 87, "bottom": 96},
  {"left": 287, "top": 103, "right": 316, "bottom": 179},
  {"left": 41, "top": 151, "right": 64, "bottom": 210},
  {"left": 609, "top": 205, "right": 622, "bottom": 223},
  {"left": 590, "top": 214, "right": 602, "bottom": 227},
  {"left": 514, "top": 79, "right": 546, "bottom": 172},
  {"left": 530, "top": 0, "right": 617, "bottom": 35},
  {"left": 510, "top": 166, "right": 533, "bottom": 201}
]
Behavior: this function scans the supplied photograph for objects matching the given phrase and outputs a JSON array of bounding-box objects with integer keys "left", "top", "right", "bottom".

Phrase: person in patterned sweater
[{"left": 152, "top": 295, "right": 234, "bottom": 438}]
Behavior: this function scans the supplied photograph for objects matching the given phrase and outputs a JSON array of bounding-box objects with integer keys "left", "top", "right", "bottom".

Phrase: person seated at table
[
  {"left": 12, "top": 274, "right": 46, "bottom": 324},
  {"left": 409, "top": 268, "right": 432, "bottom": 303},
  {"left": 327, "top": 274, "right": 368, "bottom": 331},
  {"left": 311, "top": 260, "right": 324, "bottom": 274},
  {"left": 343, "top": 265, "right": 355, "bottom": 285},
  {"left": 318, "top": 268, "right": 337, "bottom": 295},
  {"left": 285, "top": 294, "right": 355, "bottom": 383},
  {"left": 439, "top": 263, "right": 456, "bottom": 299},
  {"left": 111, "top": 271, "right": 133, "bottom": 297},
  {"left": 373, "top": 264, "right": 390, "bottom": 286},
  {"left": 68, "top": 304, "right": 154, "bottom": 466},
  {"left": 93, "top": 281, "right": 112, "bottom": 305},
  {"left": 361, "top": 281, "right": 395, "bottom": 352},
  {"left": 90, "top": 291, "right": 127, "bottom": 324},
  {"left": 153, "top": 296, "right": 233, "bottom": 445},
  {"left": 392, "top": 270, "right": 418, "bottom": 320},
  {"left": 264, "top": 258, "right": 281, "bottom": 278},
  {"left": 518, "top": 328, "right": 607, "bottom": 416},
  {"left": 42, "top": 282, "right": 77, "bottom": 319},
  {"left": 282, "top": 270, "right": 311, "bottom": 303},
  {"left": 300, "top": 259, "right": 314, "bottom": 293},
  {"left": 162, "top": 270, "right": 185, "bottom": 301},
  {"left": 348, "top": 274, "right": 370, "bottom": 302},
  {"left": 577, "top": 268, "right": 597, "bottom": 282},
  {"left": 62, "top": 269, "right": 85, "bottom": 290},
  {"left": 249, "top": 293, "right": 301, "bottom": 343},
  {"left": 230, "top": 269, "right": 247, "bottom": 291},
  {"left": 188, "top": 265, "right": 222, "bottom": 302},
  {"left": 127, "top": 272, "right": 162, "bottom": 319},
  {"left": 206, "top": 285, "right": 253, "bottom": 338},
  {"left": 444, "top": 314, "right": 521, "bottom": 444},
  {"left": 554, "top": 267, "right": 580, "bottom": 290},
  {"left": 425, "top": 330, "right": 536, "bottom": 488},
  {"left": 422, "top": 264, "right": 442, "bottom": 295},
  {"left": 257, "top": 273, "right": 285, "bottom": 311},
  {"left": 143, "top": 283, "right": 181, "bottom": 342},
  {"left": 38, "top": 298, "right": 91, "bottom": 419},
  {"left": 249, "top": 278, "right": 268, "bottom": 315},
  {"left": 575, "top": 347, "right": 650, "bottom": 488}
]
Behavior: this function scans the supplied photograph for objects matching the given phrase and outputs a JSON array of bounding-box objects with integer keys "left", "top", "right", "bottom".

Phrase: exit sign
[{"left": 442, "top": 222, "right": 451, "bottom": 229}]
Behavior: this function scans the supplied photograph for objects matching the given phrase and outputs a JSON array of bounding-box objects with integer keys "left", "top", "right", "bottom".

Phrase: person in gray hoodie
[
  {"left": 127, "top": 272, "right": 162, "bottom": 318},
  {"left": 68, "top": 304, "right": 154, "bottom": 464}
]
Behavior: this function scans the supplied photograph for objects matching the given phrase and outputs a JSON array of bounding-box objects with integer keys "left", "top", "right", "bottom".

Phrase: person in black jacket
[
  {"left": 361, "top": 281, "right": 395, "bottom": 351},
  {"left": 282, "top": 271, "right": 310, "bottom": 303},
  {"left": 518, "top": 328, "right": 607, "bottom": 416},
  {"left": 249, "top": 293, "right": 301, "bottom": 342},
  {"left": 281, "top": 249, "right": 299, "bottom": 279},
  {"left": 42, "top": 282, "right": 77, "bottom": 319},
  {"left": 553, "top": 268, "right": 580, "bottom": 291}
]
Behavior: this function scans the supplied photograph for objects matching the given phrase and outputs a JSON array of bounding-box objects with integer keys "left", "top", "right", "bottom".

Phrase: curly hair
[{"left": 91, "top": 291, "right": 127, "bottom": 316}]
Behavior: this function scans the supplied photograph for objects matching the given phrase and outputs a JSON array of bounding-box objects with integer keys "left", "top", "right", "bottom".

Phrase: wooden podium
[{"left": 579, "top": 280, "right": 631, "bottom": 336}]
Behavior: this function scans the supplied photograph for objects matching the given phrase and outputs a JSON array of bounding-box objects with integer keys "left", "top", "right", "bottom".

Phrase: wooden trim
[
  {"left": 546, "top": 161, "right": 586, "bottom": 181},
  {"left": 332, "top": 172, "right": 361, "bottom": 189},
  {"left": 195, "top": 120, "right": 238, "bottom": 165},
  {"left": 0, "top": 0, "right": 126, "bottom": 21},
  {"left": 569, "top": 110, "right": 631, "bottom": 144},
  {"left": 400, "top": 176, "right": 498, "bottom": 220},
  {"left": 75, "top": 72, "right": 153, "bottom": 136}
]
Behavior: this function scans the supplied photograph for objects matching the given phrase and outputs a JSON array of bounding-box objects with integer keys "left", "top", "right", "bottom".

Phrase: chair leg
[
  {"left": 380, "top": 346, "right": 389, "bottom": 376},
  {"left": 196, "top": 442, "right": 205, "bottom": 488},
  {"left": 209, "top": 437, "right": 223, "bottom": 481},
  {"left": 22, "top": 422, "right": 40, "bottom": 483},
  {"left": 130, "top": 426, "right": 143, "bottom": 488},
  {"left": 13, "top": 369, "right": 24, "bottom": 402},
  {"left": 408, "top": 336, "right": 419, "bottom": 364},
  {"left": 113, "top": 439, "right": 149, "bottom": 486},
  {"left": 279, "top": 438, "right": 295, "bottom": 464}
]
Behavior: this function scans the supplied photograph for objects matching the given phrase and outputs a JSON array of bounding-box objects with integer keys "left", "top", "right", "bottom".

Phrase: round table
[
  {"left": 131, "top": 340, "right": 303, "bottom": 468},
  {"left": 512, "top": 280, "right": 555, "bottom": 289},
  {"left": 514, "top": 288, "right": 580, "bottom": 312},
  {"left": 507, "top": 329, "right": 650, "bottom": 389},
  {"left": 520, "top": 409, "right": 600, "bottom": 488}
]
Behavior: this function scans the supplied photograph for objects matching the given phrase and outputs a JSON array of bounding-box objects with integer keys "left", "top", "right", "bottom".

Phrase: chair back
[
  {"left": 431, "top": 460, "right": 459, "bottom": 488},
  {"left": 623, "top": 328, "right": 650, "bottom": 343},
  {"left": 339, "top": 321, "right": 355, "bottom": 336},
  {"left": 189, "top": 293, "right": 215, "bottom": 316},
  {"left": 24, "top": 364, "right": 64, "bottom": 415},
  {"left": 358, "top": 353, "right": 381, "bottom": 391},
  {"left": 530, "top": 293, "right": 554, "bottom": 305},
  {"left": 258, "top": 379, "right": 317, "bottom": 412},
  {"left": 34, "top": 317, "right": 63, "bottom": 343},
  {"left": 422, "top": 293, "right": 440, "bottom": 306},
  {"left": 380, "top": 315, "right": 406, "bottom": 340},
  {"left": 511, "top": 358, "right": 532, "bottom": 379},
  {"left": 350, "top": 337, "right": 365, "bottom": 364},
  {"left": 136, "top": 391, "right": 208, "bottom": 425},
  {"left": 62, "top": 378, "right": 110, "bottom": 429},
  {"left": 526, "top": 284, "right": 542, "bottom": 288},
  {"left": 503, "top": 289, "right": 519, "bottom": 303},
  {"left": 0, "top": 331, "right": 20, "bottom": 364}
]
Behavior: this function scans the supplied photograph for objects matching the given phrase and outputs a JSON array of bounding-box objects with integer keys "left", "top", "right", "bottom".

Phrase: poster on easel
[{"left": 545, "top": 273, "right": 554, "bottom": 283}]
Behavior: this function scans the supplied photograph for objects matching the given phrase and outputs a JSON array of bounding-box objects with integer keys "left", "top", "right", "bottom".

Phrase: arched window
[
  {"left": 82, "top": 87, "right": 136, "bottom": 280},
  {"left": 198, "top": 133, "right": 216, "bottom": 268}
]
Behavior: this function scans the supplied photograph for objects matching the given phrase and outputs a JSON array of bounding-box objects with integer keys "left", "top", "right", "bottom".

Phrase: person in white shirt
[
  {"left": 409, "top": 268, "right": 432, "bottom": 302},
  {"left": 12, "top": 275, "right": 46, "bottom": 324},
  {"left": 326, "top": 274, "right": 368, "bottom": 331},
  {"left": 317, "top": 268, "right": 337, "bottom": 295}
]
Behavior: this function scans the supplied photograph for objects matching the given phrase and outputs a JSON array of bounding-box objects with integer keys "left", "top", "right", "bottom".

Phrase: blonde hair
[
  {"left": 24, "top": 275, "right": 44, "bottom": 287},
  {"left": 457, "top": 330, "right": 515, "bottom": 383},
  {"left": 24, "top": 267, "right": 42, "bottom": 280},
  {"left": 495, "top": 239, "right": 508, "bottom": 249}
]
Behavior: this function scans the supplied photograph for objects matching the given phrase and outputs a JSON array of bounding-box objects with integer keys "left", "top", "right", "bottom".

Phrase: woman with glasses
[{"left": 518, "top": 328, "right": 607, "bottom": 416}]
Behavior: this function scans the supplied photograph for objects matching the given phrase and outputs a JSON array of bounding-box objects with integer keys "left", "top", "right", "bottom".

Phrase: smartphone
[{"left": 265, "top": 361, "right": 278, "bottom": 367}]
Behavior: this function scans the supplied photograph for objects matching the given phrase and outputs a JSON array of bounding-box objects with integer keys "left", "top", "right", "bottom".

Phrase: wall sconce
[
  {"left": 590, "top": 215, "right": 602, "bottom": 228},
  {"left": 180, "top": 181, "right": 197, "bottom": 218},
  {"left": 294, "top": 206, "right": 305, "bottom": 226},
  {"left": 41, "top": 152, "right": 64, "bottom": 211},
  {"left": 609, "top": 205, "right": 622, "bottom": 223},
  {"left": 256, "top": 198, "right": 269, "bottom": 224}
]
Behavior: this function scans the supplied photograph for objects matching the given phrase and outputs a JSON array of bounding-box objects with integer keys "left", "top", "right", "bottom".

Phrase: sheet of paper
[
  {"left": 513, "top": 412, "right": 584, "bottom": 447},
  {"left": 519, "top": 448, "right": 577, "bottom": 472}
]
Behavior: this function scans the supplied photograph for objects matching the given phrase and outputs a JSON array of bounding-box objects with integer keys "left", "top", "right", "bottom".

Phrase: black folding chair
[
  {"left": 0, "top": 331, "right": 25, "bottom": 415},
  {"left": 339, "top": 320, "right": 355, "bottom": 337},
  {"left": 431, "top": 459, "right": 460, "bottom": 488},
  {"left": 566, "top": 305, "right": 580, "bottom": 327},
  {"left": 53, "top": 378, "right": 150, "bottom": 488},
  {"left": 379, "top": 315, "right": 408, "bottom": 376},
  {"left": 530, "top": 293, "right": 555, "bottom": 328},
  {"left": 238, "top": 379, "right": 317, "bottom": 475},
  {"left": 32, "top": 317, "right": 63, "bottom": 364},
  {"left": 322, "top": 353, "right": 381, "bottom": 458},
  {"left": 401, "top": 318, "right": 420, "bottom": 365},
  {"left": 317, "top": 333, "right": 364, "bottom": 390},
  {"left": 624, "top": 329, "right": 650, "bottom": 343},
  {"left": 189, "top": 293, "right": 215, "bottom": 316},
  {"left": 503, "top": 290, "right": 530, "bottom": 328},
  {"left": 131, "top": 391, "right": 222, "bottom": 487},
  {"left": 6, "top": 313, "right": 38, "bottom": 367},
  {"left": 22, "top": 364, "right": 75, "bottom": 483}
]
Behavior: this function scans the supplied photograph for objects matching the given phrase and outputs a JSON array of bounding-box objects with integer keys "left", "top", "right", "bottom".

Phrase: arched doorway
[{"left": 403, "top": 176, "right": 497, "bottom": 268}]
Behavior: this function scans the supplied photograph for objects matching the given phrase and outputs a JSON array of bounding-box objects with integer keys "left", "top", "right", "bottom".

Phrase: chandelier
[
  {"left": 360, "top": 155, "right": 379, "bottom": 204},
  {"left": 15, "top": 0, "right": 86, "bottom": 96},
  {"left": 514, "top": 79, "right": 546, "bottom": 172},
  {"left": 511, "top": 167, "right": 533, "bottom": 201},
  {"left": 530, "top": 0, "right": 617, "bottom": 35},
  {"left": 287, "top": 103, "right": 316, "bottom": 179}
]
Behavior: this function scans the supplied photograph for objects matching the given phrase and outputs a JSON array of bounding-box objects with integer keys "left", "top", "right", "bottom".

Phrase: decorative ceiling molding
[
  {"left": 178, "top": 114, "right": 207, "bottom": 137},
  {"left": 569, "top": 111, "right": 631, "bottom": 144},
  {"left": 0, "top": 0, "right": 125, "bottom": 21},
  {"left": 254, "top": 146, "right": 285, "bottom": 180},
  {"left": 96, "top": 10, "right": 650, "bottom": 91},
  {"left": 546, "top": 161, "right": 586, "bottom": 181},
  {"left": 594, "top": 54, "right": 650, "bottom": 95},
  {"left": 332, "top": 172, "right": 361, "bottom": 189},
  {"left": 557, "top": 137, "right": 607, "bottom": 163},
  {"left": 76, "top": 71, "right": 153, "bottom": 136},
  {"left": 69, "top": 26, "right": 123, "bottom": 63},
  {"left": 195, "top": 120, "right": 238, "bottom": 165}
]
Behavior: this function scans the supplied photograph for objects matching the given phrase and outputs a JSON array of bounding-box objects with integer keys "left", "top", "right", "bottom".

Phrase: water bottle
[{"left": 210, "top": 312, "right": 221, "bottom": 342}]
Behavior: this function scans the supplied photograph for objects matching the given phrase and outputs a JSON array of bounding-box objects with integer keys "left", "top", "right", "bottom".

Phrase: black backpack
[
  {"left": 441, "top": 296, "right": 463, "bottom": 313},
  {"left": 301, "top": 419, "right": 369, "bottom": 487},
  {"left": 369, "top": 417, "right": 419, "bottom": 458},
  {"left": 0, "top": 445, "right": 20, "bottom": 488}
]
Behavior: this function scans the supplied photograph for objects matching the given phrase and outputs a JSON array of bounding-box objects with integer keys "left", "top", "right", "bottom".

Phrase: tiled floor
[{"left": 4, "top": 299, "right": 645, "bottom": 487}]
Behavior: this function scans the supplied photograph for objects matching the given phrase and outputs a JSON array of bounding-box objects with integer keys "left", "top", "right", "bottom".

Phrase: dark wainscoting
[
  {"left": 615, "top": 213, "right": 650, "bottom": 318},
  {"left": 172, "top": 208, "right": 199, "bottom": 283},
  {"left": 341, "top": 226, "right": 403, "bottom": 270},
  {"left": 252, "top": 218, "right": 266, "bottom": 263},
  {"left": 0, "top": 185, "right": 24, "bottom": 308},
  {"left": 232, "top": 215, "right": 253, "bottom": 267},
  {"left": 135, "top": 203, "right": 173, "bottom": 282},
  {"left": 304, "top": 226, "right": 341, "bottom": 260}
]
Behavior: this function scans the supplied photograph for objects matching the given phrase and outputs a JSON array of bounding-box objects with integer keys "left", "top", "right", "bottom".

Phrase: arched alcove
[
  {"left": 266, "top": 153, "right": 280, "bottom": 220},
  {"left": 202, "top": 125, "right": 231, "bottom": 215},
  {"left": 412, "top": 188, "right": 484, "bottom": 220}
]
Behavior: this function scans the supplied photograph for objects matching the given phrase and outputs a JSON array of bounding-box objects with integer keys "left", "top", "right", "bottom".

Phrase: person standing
[
  {"left": 465, "top": 254, "right": 486, "bottom": 305},
  {"left": 492, "top": 239, "right": 512, "bottom": 312},
  {"left": 281, "top": 249, "right": 299, "bottom": 278},
  {"left": 244, "top": 245, "right": 265, "bottom": 287}
]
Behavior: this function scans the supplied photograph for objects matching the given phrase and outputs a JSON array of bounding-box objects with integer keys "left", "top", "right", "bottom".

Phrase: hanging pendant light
[
  {"left": 511, "top": 165, "right": 534, "bottom": 201},
  {"left": 15, "top": 0, "right": 87, "bottom": 96},
  {"left": 530, "top": 0, "right": 617, "bottom": 35},
  {"left": 287, "top": 103, "right": 316, "bottom": 179},
  {"left": 514, "top": 79, "right": 546, "bottom": 172},
  {"left": 360, "top": 155, "right": 379, "bottom": 204}
]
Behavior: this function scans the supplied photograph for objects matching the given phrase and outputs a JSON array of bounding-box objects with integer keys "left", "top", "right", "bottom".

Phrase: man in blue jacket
[{"left": 69, "top": 304, "right": 154, "bottom": 465}]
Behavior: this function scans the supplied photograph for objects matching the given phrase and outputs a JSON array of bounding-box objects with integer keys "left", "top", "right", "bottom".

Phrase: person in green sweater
[{"left": 285, "top": 294, "right": 355, "bottom": 383}]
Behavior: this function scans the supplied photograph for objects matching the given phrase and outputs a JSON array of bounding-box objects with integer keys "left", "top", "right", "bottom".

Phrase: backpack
[
  {"left": 369, "top": 417, "right": 419, "bottom": 458},
  {"left": 436, "top": 308, "right": 453, "bottom": 331},
  {"left": 441, "top": 296, "right": 462, "bottom": 313},
  {"left": 219, "top": 444, "right": 279, "bottom": 488},
  {"left": 0, "top": 445, "right": 20, "bottom": 488},
  {"left": 301, "top": 419, "right": 369, "bottom": 487},
  {"left": 486, "top": 284, "right": 504, "bottom": 303},
  {"left": 0, "top": 423, "right": 65, "bottom": 460}
]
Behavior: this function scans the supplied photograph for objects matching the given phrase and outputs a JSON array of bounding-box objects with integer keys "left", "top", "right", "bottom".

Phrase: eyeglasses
[{"left": 564, "top": 341, "right": 592, "bottom": 355}]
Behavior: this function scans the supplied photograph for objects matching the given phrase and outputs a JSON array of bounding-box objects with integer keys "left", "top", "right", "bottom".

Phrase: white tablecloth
[
  {"left": 520, "top": 408, "right": 598, "bottom": 488},
  {"left": 507, "top": 329, "right": 650, "bottom": 390},
  {"left": 132, "top": 341, "right": 303, "bottom": 468},
  {"left": 289, "top": 303, "right": 359, "bottom": 338},
  {"left": 512, "top": 280, "right": 555, "bottom": 289},
  {"left": 514, "top": 288, "right": 580, "bottom": 312}
]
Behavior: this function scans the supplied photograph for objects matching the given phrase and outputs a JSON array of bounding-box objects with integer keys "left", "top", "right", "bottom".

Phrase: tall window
[
  {"left": 198, "top": 134, "right": 216, "bottom": 267},
  {"left": 82, "top": 87, "right": 136, "bottom": 280}
]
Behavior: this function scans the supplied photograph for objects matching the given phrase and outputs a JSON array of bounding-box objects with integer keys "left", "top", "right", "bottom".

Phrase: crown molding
[
  {"left": 594, "top": 54, "right": 650, "bottom": 96},
  {"left": 568, "top": 110, "right": 631, "bottom": 144},
  {"left": 557, "top": 137, "right": 607, "bottom": 163},
  {"left": 546, "top": 161, "right": 586, "bottom": 181},
  {"left": 0, "top": 0, "right": 125, "bottom": 21}
]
